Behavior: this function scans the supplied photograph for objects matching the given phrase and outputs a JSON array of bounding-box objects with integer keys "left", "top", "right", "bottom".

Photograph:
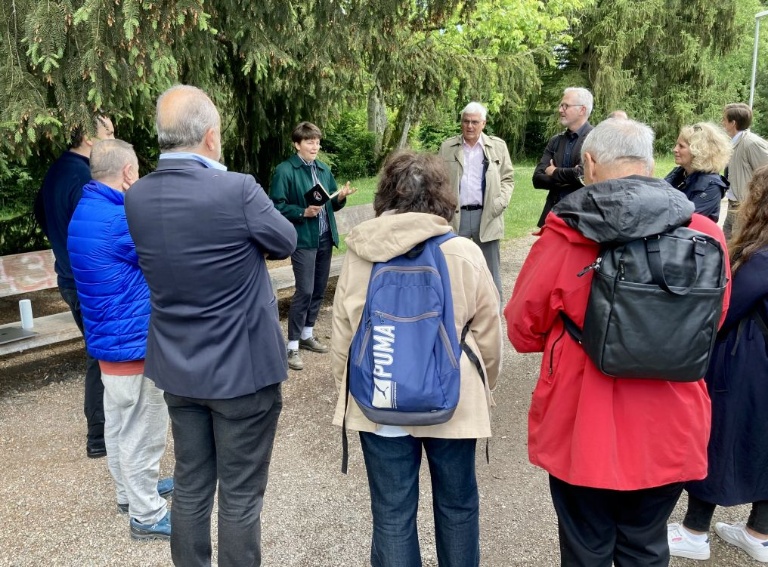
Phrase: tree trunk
[{"left": 367, "top": 83, "right": 387, "bottom": 160}]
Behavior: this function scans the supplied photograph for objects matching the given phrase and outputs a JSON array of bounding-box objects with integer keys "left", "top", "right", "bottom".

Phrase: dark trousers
[
  {"left": 59, "top": 287, "right": 104, "bottom": 444},
  {"left": 288, "top": 231, "right": 332, "bottom": 341},
  {"left": 685, "top": 493, "right": 768, "bottom": 534},
  {"left": 549, "top": 475, "right": 684, "bottom": 567},
  {"left": 359, "top": 433, "right": 480, "bottom": 567},
  {"left": 165, "top": 384, "right": 283, "bottom": 567}
]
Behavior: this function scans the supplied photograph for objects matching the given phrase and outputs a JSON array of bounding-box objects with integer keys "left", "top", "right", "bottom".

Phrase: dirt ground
[{"left": 0, "top": 233, "right": 754, "bottom": 566}]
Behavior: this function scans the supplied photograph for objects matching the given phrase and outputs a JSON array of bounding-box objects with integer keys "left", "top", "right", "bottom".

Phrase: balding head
[
  {"left": 156, "top": 85, "right": 221, "bottom": 157},
  {"left": 90, "top": 139, "right": 139, "bottom": 192}
]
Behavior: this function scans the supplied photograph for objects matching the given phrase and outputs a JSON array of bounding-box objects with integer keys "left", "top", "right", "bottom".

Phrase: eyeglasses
[
  {"left": 559, "top": 103, "right": 585, "bottom": 111},
  {"left": 462, "top": 119, "right": 484, "bottom": 126}
]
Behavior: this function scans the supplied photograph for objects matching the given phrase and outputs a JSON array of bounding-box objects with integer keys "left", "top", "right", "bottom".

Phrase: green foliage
[{"left": 323, "top": 111, "right": 379, "bottom": 181}]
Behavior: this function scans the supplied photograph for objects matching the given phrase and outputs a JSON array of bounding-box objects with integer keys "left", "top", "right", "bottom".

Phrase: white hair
[
  {"left": 581, "top": 119, "right": 655, "bottom": 173},
  {"left": 564, "top": 87, "right": 594, "bottom": 117},
  {"left": 461, "top": 102, "right": 487, "bottom": 121}
]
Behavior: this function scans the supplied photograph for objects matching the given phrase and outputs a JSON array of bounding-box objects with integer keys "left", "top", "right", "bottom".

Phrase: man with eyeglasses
[
  {"left": 439, "top": 101, "right": 514, "bottom": 300},
  {"left": 532, "top": 87, "right": 594, "bottom": 227}
]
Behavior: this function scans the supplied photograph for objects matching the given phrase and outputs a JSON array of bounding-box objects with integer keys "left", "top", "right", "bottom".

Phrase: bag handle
[{"left": 645, "top": 235, "right": 707, "bottom": 296}]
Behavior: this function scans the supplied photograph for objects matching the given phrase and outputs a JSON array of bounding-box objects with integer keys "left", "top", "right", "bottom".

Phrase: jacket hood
[
  {"left": 345, "top": 212, "right": 452, "bottom": 263},
  {"left": 552, "top": 175, "right": 695, "bottom": 244}
]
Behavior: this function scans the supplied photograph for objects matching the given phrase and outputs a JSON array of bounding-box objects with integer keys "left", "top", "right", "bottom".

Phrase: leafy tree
[{"left": 549, "top": 0, "right": 749, "bottom": 148}]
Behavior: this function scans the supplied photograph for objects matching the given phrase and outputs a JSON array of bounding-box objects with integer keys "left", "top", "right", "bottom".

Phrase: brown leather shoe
[{"left": 299, "top": 337, "right": 329, "bottom": 353}]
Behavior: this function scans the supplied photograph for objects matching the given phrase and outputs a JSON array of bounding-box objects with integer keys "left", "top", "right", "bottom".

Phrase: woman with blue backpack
[
  {"left": 668, "top": 165, "right": 768, "bottom": 563},
  {"left": 330, "top": 150, "right": 502, "bottom": 567}
]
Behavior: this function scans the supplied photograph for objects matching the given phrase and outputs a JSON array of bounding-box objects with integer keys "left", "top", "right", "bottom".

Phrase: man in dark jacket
[
  {"left": 35, "top": 114, "right": 115, "bottom": 458},
  {"left": 68, "top": 139, "right": 172, "bottom": 541},
  {"left": 125, "top": 85, "right": 297, "bottom": 566},
  {"left": 532, "top": 87, "right": 594, "bottom": 227}
]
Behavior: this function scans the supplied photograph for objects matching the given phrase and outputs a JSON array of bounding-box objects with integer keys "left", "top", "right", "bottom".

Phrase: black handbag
[{"left": 562, "top": 227, "right": 727, "bottom": 381}]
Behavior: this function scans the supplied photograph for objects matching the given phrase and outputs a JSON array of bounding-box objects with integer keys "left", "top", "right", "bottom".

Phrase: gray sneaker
[
  {"left": 299, "top": 337, "right": 329, "bottom": 353},
  {"left": 287, "top": 349, "right": 304, "bottom": 370}
]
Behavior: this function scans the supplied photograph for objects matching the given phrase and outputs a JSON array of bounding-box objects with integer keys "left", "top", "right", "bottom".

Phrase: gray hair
[
  {"left": 581, "top": 119, "right": 655, "bottom": 174},
  {"left": 564, "top": 87, "right": 594, "bottom": 117},
  {"left": 90, "top": 139, "right": 137, "bottom": 181},
  {"left": 156, "top": 85, "right": 221, "bottom": 151},
  {"left": 461, "top": 102, "right": 487, "bottom": 121}
]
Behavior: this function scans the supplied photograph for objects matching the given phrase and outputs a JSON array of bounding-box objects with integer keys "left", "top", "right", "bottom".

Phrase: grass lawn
[{"left": 344, "top": 155, "right": 679, "bottom": 244}]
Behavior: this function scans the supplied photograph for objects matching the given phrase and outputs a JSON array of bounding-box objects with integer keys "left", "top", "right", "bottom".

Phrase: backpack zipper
[{"left": 577, "top": 257, "right": 602, "bottom": 277}]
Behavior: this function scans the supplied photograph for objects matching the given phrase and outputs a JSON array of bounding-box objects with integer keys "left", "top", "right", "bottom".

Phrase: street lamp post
[{"left": 749, "top": 10, "right": 768, "bottom": 108}]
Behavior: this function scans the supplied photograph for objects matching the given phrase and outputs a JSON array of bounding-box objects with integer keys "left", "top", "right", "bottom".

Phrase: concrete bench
[{"left": 0, "top": 203, "right": 375, "bottom": 357}]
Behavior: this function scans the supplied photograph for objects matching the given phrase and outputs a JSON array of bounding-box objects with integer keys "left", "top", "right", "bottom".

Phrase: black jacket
[
  {"left": 532, "top": 122, "right": 594, "bottom": 227},
  {"left": 664, "top": 167, "right": 728, "bottom": 223}
]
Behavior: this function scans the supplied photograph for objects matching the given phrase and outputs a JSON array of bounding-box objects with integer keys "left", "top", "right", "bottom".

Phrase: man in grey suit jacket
[{"left": 125, "top": 85, "right": 297, "bottom": 566}]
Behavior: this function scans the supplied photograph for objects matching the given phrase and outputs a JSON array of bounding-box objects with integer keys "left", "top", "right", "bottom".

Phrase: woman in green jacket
[{"left": 270, "top": 122, "right": 355, "bottom": 371}]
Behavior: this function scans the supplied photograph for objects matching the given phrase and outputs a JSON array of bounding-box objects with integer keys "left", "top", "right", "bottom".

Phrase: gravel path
[{"left": 0, "top": 233, "right": 753, "bottom": 566}]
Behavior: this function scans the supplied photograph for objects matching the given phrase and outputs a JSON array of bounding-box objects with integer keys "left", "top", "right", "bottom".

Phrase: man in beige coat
[
  {"left": 438, "top": 102, "right": 514, "bottom": 299},
  {"left": 331, "top": 151, "right": 502, "bottom": 566},
  {"left": 722, "top": 103, "right": 768, "bottom": 239}
]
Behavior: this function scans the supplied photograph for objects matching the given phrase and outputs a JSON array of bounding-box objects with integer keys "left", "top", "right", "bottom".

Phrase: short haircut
[
  {"left": 723, "top": 103, "right": 753, "bottom": 131},
  {"left": 564, "top": 87, "right": 594, "bottom": 117},
  {"left": 607, "top": 110, "right": 628, "bottom": 120},
  {"left": 461, "top": 102, "right": 487, "bottom": 121},
  {"left": 679, "top": 122, "right": 733, "bottom": 173},
  {"left": 89, "top": 139, "right": 137, "bottom": 181},
  {"left": 581, "top": 119, "right": 654, "bottom": 174},
  {"left": 70, "top": 115, "right": 110, "bottom": 149},
  {"left": 156, "top": 85, "right": 221, "bottom": 151},
  {"left": 374, "top": 150, "right": 457, "bottom": 221},
  {"left": 292, "top": 122, "right": 323, "bottom": 143}
]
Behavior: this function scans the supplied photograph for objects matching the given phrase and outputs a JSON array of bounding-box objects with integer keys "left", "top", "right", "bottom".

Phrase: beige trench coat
[{"left": 438, "top": 133, "right": 515, "bottom": 242}]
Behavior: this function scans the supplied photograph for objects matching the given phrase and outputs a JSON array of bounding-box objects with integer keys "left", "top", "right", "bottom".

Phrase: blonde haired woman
[{"left": 665, "top": 122, "right": 732, "bottom": 222}]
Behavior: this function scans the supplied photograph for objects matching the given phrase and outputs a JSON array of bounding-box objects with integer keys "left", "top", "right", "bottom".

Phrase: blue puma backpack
[{"left": 347, "top": 232, "right": 462, "bottom": 426}]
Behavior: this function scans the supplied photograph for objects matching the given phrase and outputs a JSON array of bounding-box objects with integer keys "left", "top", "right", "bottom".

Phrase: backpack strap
[
  {"left": 645, "top": 235, "right": 708, "bottom": 296},
  {"left": 731, "top": 309, "right": 768, "bottom": 356},
  {"left": 560, "top": 312, "right": 583, "bottom": 344},
  {"left": 341, "top": 348, "right": 352, "bottom": 474},
  {"left": 460, "top": 318, "right": 491, "bottom": 464}
]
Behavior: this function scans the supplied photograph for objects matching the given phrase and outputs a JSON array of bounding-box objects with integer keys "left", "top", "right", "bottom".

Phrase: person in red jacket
[{"left": 505, "top": 118, "right": 732, "bottom": 567}]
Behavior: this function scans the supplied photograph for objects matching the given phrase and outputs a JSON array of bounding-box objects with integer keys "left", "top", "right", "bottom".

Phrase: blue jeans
[
  {"left": 359, "top": 433, "right": 480, "bottom": 567},
  {"left": 59, "top": 287, "right": 104, "bottom": 445},
  {"left": 165, "top": 384, "right": 282, "bottom": 567}
]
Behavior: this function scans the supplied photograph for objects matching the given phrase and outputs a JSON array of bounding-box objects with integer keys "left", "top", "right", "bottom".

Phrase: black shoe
[{"left": 87, "top": 443, "right": 107, "bottom": 459}]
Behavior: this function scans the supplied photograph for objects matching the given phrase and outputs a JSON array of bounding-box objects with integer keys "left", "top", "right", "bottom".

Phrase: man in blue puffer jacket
[{"left": 68, "top": 139, "right": 173, "bottom": 542}]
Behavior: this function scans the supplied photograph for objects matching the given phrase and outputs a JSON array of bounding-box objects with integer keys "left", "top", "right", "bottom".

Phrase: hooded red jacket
[{"left": 505, "top": 178, "right": 731, "bottom": 490}]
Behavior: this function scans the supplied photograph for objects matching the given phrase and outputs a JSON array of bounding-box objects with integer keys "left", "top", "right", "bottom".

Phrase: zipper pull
[
  {"left": 619, "top": 259, "right": 625, "bottom": 280},
  {"left": 577, "top": 257, "right": 602, "bottom": 277}
]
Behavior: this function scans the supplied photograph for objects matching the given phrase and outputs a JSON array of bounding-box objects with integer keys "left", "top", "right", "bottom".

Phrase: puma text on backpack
[
  {"left": 347, "top": 233, "right": 463, "bottom": 425},
  {"left": 562, "top": 226, "right": 727, "bottom": 381}
]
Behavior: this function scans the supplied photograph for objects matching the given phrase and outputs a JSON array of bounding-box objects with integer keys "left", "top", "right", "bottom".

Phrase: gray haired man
[
  {"left": 438, "top": 101, "right": 514, "bottom": 300},
  {"left": 532, "top": 87, "right": 595, "bottom": 227},
  {"left": 125, "top": 85, "right": 297, "bottom": 566}
]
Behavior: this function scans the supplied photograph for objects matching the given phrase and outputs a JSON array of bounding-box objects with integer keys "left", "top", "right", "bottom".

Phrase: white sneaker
[
  {"left": 668, "top": 523, "right": 710, "bottom": 560},
  {"left": 715, "top": 522, "right": 768, "bottom": 563}
]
